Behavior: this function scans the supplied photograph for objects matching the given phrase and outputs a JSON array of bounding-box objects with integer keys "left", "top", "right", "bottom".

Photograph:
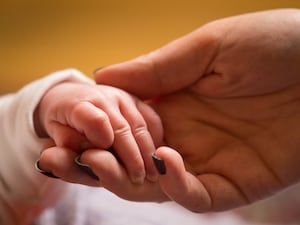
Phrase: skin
[
  {"left": 35, "top": 82, "right": 163, "bottom": 185},
  {"left": 39, "top": 8, "right": 300, "bottom": 212},
  {"left": 92, "top": 8, "right": 300, "bottom": 211}
]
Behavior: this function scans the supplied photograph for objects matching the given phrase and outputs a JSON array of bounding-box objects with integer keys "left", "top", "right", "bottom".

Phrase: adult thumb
[
  {"left": 94, "top": 28, "right": 219, "bottom": 99},
  {"left": 152, "top": 146, "right": 212, "bottom": 212}
]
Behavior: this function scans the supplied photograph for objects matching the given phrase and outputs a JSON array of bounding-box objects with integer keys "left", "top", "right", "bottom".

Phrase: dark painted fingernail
[
  {"left": 35, "top": 159, "right": 60, "bottom": 179},
  {"left": 93, "top": 67, "right": 105, "bottom": 75},
  {"left": 152, "top": 153, "right": 166, "bottom": 175},
  {"left": 74, "top": 156, "right": 99, "bottom": 181}
]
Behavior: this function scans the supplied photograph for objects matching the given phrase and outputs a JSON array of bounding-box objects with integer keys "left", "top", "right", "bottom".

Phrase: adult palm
[{"left": 94, "top": 9, "right": 300, "bottom": 212}]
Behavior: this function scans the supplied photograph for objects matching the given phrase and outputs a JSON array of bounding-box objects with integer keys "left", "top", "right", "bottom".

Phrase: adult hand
[{"left": 93, "top": 9, "right": 300, "bottom": 212}]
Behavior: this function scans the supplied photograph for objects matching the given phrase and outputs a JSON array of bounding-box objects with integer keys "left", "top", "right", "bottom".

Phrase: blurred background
[{"left": 1, "top": 0, "right": 300, "bottom": 93}]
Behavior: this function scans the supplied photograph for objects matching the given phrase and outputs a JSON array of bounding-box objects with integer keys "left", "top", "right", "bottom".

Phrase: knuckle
[
  {"left": 90, "top": 111, "right": 109, "bottom": 127},
  {"left": 133, "top": 124, "right": 149, "bottom": 138},
  {"left": 113, "top": 123, "right": 132, "bottom": 137},
  {"left": 69, "top": 101, "right": 87, "bottom": 125},
  {"left": 71, "top": 101, "right": 109, "bottom": 125},
  {"left": 113, "top": 120, "right": 149, "bottom": 140},
  {"left": 70, "top": 101, "right": 89, "bottom": 116}
]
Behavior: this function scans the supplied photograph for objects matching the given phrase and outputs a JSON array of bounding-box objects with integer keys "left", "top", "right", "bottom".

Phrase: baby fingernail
[
  {"left": 152, "top": 153, "right": 166, "bottom": 175},
  {"left": 74, "top": 156, "right": 99, "bottom": 181},
  {"left": 132, "top": 171, "right": 146, "bottom": 185},
  {"left": 147, "top": 173, "right": 159, "bottom": 182}
]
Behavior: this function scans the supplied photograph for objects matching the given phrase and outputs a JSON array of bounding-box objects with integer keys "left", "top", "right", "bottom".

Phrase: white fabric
[
  {"left": 0, "top": 69, "right": 92, "bottom": 225},
  {"left": 1, "top": 68, "right": 299, "bottom": 225}
]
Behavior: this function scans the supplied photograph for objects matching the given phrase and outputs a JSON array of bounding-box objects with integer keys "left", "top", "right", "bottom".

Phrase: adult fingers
[
  {"left": 80, "top": 149, "right": 168, "bottom": 202},
  {"left": 153, "top": 146, "right": 212, "bottom": 212},
  {"left": 154, "top": 147, "right": 249, "bottom": 212},
  {"left": 94, "top": 27, "right": 220, "bottom": 99},
  {"left": 38, "top": 146, "right": 99, "bottom": 186}
]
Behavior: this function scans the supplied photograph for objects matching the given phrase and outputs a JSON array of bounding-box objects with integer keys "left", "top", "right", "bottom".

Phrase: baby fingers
[
  {"left": 68, "top": 101, "right": 114, "bottom": 150},
  {"left": 107, "top": 98, "right": 160, "bottom": 184}
]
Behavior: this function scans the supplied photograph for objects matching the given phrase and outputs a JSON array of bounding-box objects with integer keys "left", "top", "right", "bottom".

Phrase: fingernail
[
  {"left": 74, "top": 156, "right": 99, "bottom": 181},
  {"left": 132, "top": 171, "right": 146, "bottom": 185},
  {"left": 35, "top": 159, "right": 60, "bottom": 179},
  {"left": 93, "top": 67, "right": 105, "bottom": 75},
  {"left": 147, "top": 173, "right": 159, "bottom": 182},
  {"left": 152, "top": 153, "right": 166, "bottom": 175}
]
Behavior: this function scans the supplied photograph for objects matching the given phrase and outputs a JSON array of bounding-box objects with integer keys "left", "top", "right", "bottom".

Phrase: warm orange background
[{"left": 1, "top": 1, "right": 300, "bottom": 93}]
